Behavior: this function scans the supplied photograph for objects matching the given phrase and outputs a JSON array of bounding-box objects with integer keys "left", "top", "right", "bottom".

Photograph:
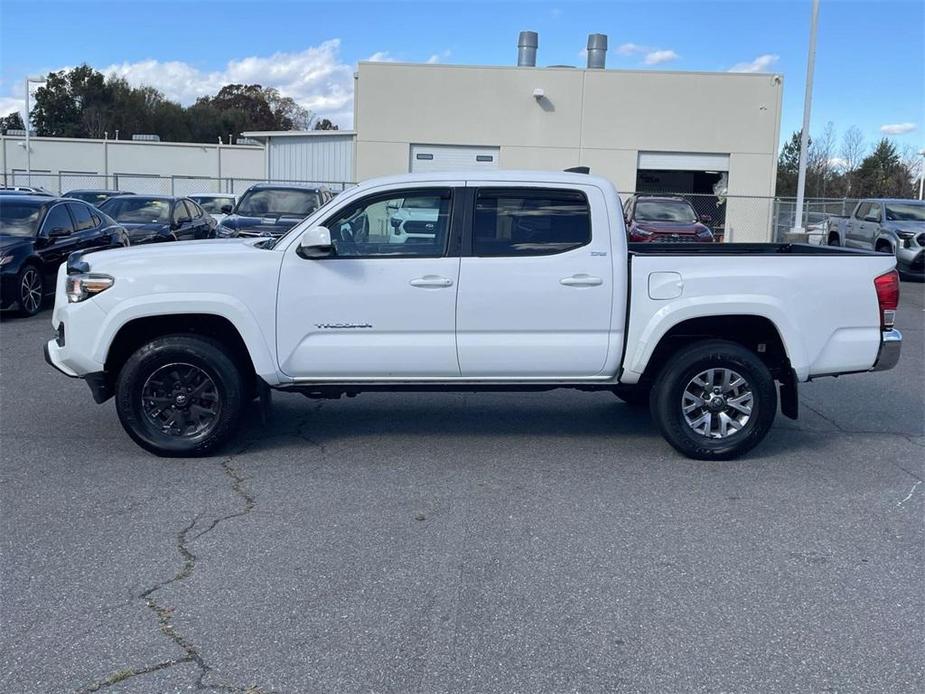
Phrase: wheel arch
[{"left": 632, "top": 314, "right": 793, "bottom": 386}]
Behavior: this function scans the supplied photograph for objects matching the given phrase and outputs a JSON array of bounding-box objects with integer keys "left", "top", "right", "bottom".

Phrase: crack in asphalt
[{"left": 77, "top": 441, "right": 270, "bottom": 694}]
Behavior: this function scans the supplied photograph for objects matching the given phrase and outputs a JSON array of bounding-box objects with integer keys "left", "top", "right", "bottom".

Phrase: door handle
[
  {"left": 560, "top": 274, "right": 603, "bottom": 287},
  {"left": 409, "top": 276, "right": 454, "bottom": 288}
]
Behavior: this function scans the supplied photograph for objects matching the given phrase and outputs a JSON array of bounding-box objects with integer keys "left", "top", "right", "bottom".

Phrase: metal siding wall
[{"left": 268, "top": 136, "right": 355, "bottom": 183}]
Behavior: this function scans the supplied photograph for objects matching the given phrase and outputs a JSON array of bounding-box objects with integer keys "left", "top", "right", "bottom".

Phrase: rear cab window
[{"left": 471, "top": 188, "right": 591, "bottom": 256}]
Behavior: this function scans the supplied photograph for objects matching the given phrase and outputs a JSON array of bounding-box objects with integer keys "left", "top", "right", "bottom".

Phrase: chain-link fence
[
  {"left": 5, "top": 170, "right": 872, "bottom": 244},
  {"left": 5, "top": 172, "right": 355, "bottom": 197}
]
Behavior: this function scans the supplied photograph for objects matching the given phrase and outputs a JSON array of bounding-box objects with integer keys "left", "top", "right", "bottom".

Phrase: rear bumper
[{"left": 872, "top": 329, "right": 902, "bottom": 371}]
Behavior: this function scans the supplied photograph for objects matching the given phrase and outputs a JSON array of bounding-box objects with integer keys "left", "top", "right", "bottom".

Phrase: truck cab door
[
  {"left": 276, "top": 185, "right": 462, "bottom": 379},
  {"left": 455, "top": 184, "right": 621, "bottom": 378},
  {"left": 846, "top": 203, "right": 868, "bottom": 248},
  {"left": 862, "top": 202, "right": 883, "bottom": 249}
]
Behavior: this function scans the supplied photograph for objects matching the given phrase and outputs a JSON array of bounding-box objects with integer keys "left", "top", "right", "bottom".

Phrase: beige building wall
[{"left": 355, "top": 62, "right": 783, "bottom": 241}]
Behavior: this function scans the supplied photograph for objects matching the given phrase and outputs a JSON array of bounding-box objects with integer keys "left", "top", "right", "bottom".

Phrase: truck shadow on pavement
[{"left": 230, "top": 390, "right": 826, "bottom": 462}]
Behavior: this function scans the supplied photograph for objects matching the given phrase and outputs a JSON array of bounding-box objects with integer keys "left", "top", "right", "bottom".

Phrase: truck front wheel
[
  {"left": 650, "top": 340, "right": 777, "bottom": 460},
  {"left": 115, "top": 335, "right": 246, "bottom": 457}
]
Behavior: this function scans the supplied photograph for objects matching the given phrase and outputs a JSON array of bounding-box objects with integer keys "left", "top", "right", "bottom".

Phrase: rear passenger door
[
  {"left": 171, "top": 200, "right": 194, "bottom": 240},
  {"left": 846, "top": 203, "right": 869, "bottom": 248},
  {"left": 66, "top": 202, "right": 106, "bottom": 252},
  {"left": 455, "top": 185, "right": 617, "bottom": 378}
]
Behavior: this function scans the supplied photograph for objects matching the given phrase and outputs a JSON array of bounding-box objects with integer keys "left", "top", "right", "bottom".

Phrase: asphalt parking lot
[{"left": 1, "top": 283, "right": 923, "bottom": 694}]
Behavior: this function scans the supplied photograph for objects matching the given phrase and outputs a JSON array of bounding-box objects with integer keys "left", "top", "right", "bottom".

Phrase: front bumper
[
  {"left": 44, "top": 340, "right": 112, "bottom": 402},
  {"left": 872, "top": 329, "right": 902, "bottom": 371},
  {"left": 896, "top": 248, "right": 924, "bottom": 277}
]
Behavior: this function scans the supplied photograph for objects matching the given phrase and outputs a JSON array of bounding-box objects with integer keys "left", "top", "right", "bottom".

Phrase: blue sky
[{"left": 0, "top": 0, "right": 922, "bottom": 155}]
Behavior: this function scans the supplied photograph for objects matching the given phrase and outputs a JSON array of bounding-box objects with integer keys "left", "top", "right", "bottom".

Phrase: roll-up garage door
[{"left": 410, "top": 144, "right": 500, "bottom": 173}]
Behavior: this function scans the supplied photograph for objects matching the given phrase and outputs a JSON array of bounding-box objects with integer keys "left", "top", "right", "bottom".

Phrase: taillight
[{"left": 874, "top": 270, "right": 900, "bottom": 329}]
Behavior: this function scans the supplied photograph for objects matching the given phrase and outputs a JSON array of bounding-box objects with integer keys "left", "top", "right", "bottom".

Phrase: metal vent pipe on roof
[
  {"left": 517, "top": 31, "right": 538, "bottom": 67},
  {"left": 586, "top": 33, "right": 608, "bottom": 69}
]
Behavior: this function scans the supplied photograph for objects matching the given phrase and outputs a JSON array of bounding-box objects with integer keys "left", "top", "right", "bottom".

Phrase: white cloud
[
  {"left": 615, "top": 43, "right": 679, "bottom": 66},
  {"left": 880, "top": 122, "right": 917, "bottom": 135},
  {"left": 425, "top": 50, "right": 452, "bottom": 65},
  {"left": 5, "top": 40, "right": 357, "bottom": 128},
  {"left": 0, "top": 96, "right": 23, "bottom": 118},
  {"left": 365, "top": 51, "right": 394, "bottom": 63},
  {"left": 828, "top": 156, "right": 848, "bottom": 170},
  {"left": 728, "top": 54, "right": 780, "bottom": 73},
  {"left": 617, "top": 43, "right": 647, "bottom": 56},
  {"left": 644, "top": 50, "right": 679, "bottom": 65}
]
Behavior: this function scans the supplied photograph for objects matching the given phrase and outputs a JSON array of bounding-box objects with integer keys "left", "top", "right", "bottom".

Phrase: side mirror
[
  {"left": 700, "top": 214, "right": 713, "bottom": 223},
  {"left": 48, "top": 227, "right": 71, "bottom": 239},
  {"left": 220, "top": 204, "right": 233, "bottom": 214},
  {"left": 297, "top": 225, "right": 334, "bottom": 259},
  {"left": 865, "top": 215, "right": 879, "bottom": 223}
]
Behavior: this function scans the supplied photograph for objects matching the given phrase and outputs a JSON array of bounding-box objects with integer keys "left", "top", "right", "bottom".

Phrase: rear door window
[
  {"left": 68, "top": 202, "right": 96, "bottom": 231},
  {"left": 41, "top": 204, "right": 75, "bottom": 235},
  {"left": 472, "top": 188, "right": 591, "bottom": 256}
]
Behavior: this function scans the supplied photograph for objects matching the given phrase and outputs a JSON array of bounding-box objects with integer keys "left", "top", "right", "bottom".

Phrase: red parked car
[{"left": 623, "top": 195, "right": 717, "bottom": 243}]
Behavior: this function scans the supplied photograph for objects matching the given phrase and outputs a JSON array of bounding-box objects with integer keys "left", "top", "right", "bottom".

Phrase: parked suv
[
  {"left": 826, "top": 199, "right": 925, "bottom": 278},
  {"left": 623, "top": 195, "right": 716, "bottom": 243},
  {"left": 216, "top": 184, "right": 333, "bottom": 238}
]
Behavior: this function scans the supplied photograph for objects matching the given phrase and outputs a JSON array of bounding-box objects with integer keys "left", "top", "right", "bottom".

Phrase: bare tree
[
  {"left": 809, "top": 121, "right": 837, "bottom": 197},
  {"left": 840, "top": 126, "right": 865, "bottom": 196}
]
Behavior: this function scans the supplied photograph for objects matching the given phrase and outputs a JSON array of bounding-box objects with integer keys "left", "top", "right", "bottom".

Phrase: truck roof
[
  {"left": 860, "top": 198, "right": 924, "bottom": 204},
  {"left": 354, "top": 170, "right": 614, "bottom": 191}
]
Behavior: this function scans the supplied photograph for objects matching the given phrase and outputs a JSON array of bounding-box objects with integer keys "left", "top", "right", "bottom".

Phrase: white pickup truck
[{"left": 45, "top": 171, "right": 903, "bottom": 460}]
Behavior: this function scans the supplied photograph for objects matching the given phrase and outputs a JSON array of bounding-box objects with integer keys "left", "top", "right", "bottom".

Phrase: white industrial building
[
  {"left": 0, "top": 134, "right": 264, "bottom": 194},
  {"left": 239, "top": 130, "right": 355, "bottom": 187}
]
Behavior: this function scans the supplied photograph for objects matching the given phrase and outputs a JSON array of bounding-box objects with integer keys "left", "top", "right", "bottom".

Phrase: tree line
[
  {"left": 777, "top": 123, "right": 921, "bottom": 199},
  {"left": 0, "top": 65, "right": 339, "bottom": 143}
]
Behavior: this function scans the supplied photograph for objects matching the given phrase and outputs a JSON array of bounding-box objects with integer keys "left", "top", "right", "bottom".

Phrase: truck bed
[{"left": 628, "top": 242, "right": 878, "bottom": 256}]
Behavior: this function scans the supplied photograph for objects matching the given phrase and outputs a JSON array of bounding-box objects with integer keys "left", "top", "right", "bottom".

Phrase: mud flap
[
  {"left": 257, "top": 378, "right": 273, "bottom": 424},
  {"left": 778, "top": 369, "right": 799, "bottom": 420}
]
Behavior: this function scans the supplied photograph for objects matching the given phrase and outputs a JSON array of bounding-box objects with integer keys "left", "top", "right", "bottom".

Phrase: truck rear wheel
[
  {"left": 115, "top": 335, "right": 246, "bottom": 457},
  {"left": 650, "top": 340, "right": 777, "bottom": 460}
]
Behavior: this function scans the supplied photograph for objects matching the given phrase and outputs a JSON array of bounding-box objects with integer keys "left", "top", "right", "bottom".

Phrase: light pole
[
  {"left": 792, "top": 0, "right": 820, "bottom": 233},
  {"left": 919, "top": 149, "right": 925, "bottom": 200},
  {"left": 24, "top": 75, "right": 46, "bottom": 185}
]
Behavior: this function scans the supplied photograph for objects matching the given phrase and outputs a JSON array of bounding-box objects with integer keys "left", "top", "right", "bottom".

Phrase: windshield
[
  {"left": 236, "top": 189, "right": 321, "bottom": 217},
  {"left": 885, "top": 203, "right": 925, "bottom": 222},
  {"left": 636, "top": 200, "right": 698, "bottom": 223},
  {"left": 190, "top": 196, "right": 233, "bottom": 214},
  {"left": 0, "top": 202, "right": 43, "bottom": 237},
  {"left": 102, "top": 197, "right": 170, "bottom": 224}
]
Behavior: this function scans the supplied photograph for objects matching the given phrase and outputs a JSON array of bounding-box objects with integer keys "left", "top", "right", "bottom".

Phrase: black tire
[
  {"left": 115, "top": 335, "right": 246, "bottom": 457},
  {"left": 613, "top": 385, "right": 651, "bottom": 407},
  {"left": 649, "top": 340, "right": 777, "bottom": 461},
  {"left": 17, "top": 263, "right": 44, "bottom": 317}
]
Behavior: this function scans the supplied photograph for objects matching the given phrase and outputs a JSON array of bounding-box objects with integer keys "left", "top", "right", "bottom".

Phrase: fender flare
[
  {"left": 624, "top": 297, "right": 807, "bottom": 381},
  {"left": 91, "top": 293, "right": 281, "bottom": 383}
]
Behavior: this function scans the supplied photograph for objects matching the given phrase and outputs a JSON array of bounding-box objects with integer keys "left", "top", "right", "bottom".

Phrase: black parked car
[
  {"left": 98, "top": 195, "right": 217, "bottom": 245},
  {"left": 63, "top": 189, "right": 133, "bottom": 206},
  {"left": 216, "top": 183, "right": 333, "bottom": 238},
  {"left": 0, "top": 195, "right": 129, "bottom": 316}
]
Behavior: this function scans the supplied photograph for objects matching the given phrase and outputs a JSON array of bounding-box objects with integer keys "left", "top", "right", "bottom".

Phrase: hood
[
  {"left": 222, "top": 213, "right": 305, "bottom": 237},
  {"left": 0, "top": 235, "right": 33, "bottom": 254},
  {"left": 634, "top": 221, "right": 709, "bottom": 235},
  {"left": 885, "top": 220, "right": 925, "bottom": 232},
  {"left": 70, "top": 238, "right": 263, "bottom": 273}
]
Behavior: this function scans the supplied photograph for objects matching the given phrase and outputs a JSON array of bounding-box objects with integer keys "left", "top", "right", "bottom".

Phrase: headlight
[
  {"left": 65, "top": 273, "right": 114, "bottom": 303},
  {"left": 896, "top": 231, "right": 915, "bottom": 240},
  {"left": 0, "top": 254, "right": 12, "bottom": 266}
]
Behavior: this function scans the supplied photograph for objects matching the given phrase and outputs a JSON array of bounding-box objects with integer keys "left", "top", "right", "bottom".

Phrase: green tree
[
  {"left": 776, "top": 130, "right": 805, "bottom": 196},
  {"left": 313, "top": 118, "right": 339, "bottom": 131},
  {"left": 855, "top": 139, "right": 913, "bottom": 197},
  {"left": 0, "top": 111, "right": 25, "bottom": 133}
]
